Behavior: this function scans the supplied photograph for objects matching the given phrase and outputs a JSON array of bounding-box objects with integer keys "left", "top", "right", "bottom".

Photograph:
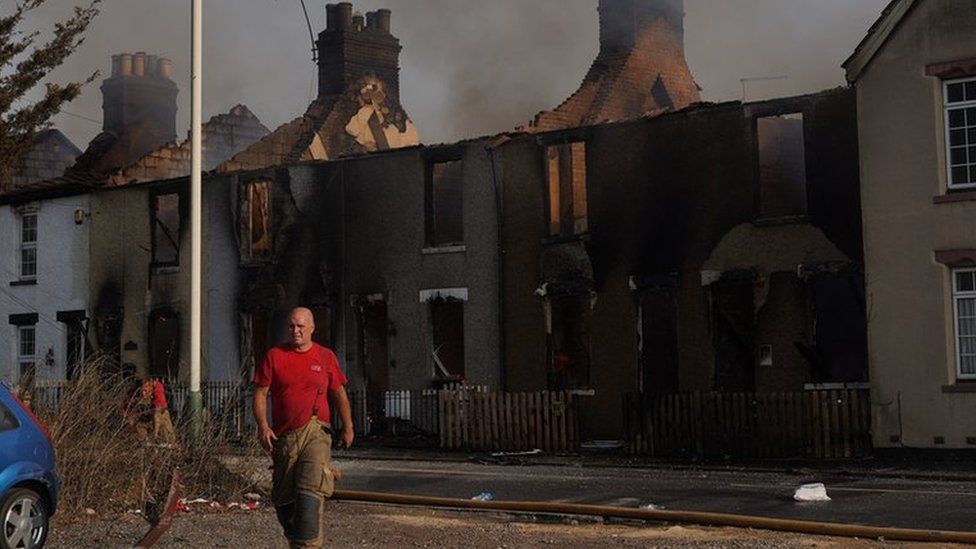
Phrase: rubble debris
[{"left": 489, "top": 449, "right": 542, "bottom": 458}]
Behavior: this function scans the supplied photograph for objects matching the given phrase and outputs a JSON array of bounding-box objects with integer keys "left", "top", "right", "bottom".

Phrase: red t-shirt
[{"left": 253, "top": 343, "right": 348, "bottom": 435}]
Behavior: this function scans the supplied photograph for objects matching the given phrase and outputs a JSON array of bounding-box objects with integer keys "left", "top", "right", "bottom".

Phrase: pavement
[{"left": 259, "top": 445, "right": 976, "bottom": 533}]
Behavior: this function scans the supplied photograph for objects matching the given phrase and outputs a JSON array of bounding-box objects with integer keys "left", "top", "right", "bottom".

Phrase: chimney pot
[
  {"left": 365, "top": 11, "right": 377, "bottom": 29},
  {"left": 325, "top": 3, "right": 339, "bottom": 30},
  {"left": 119, "top": 53, "right": 133, "bottom": 76},
  {"left": 376, "top": 9, "right": 391, "bottom": 33},
  {"left": 336, "top": 2, "right": 353, "bottom": 30},
  {"left": 100, "top": 52, "right": 178, "bottom": 161},
  {"left": 158, "top": 58, "right": 174, "bottom": 80},
  {"left": 133, "top": 52, "right": 146, "bottom": 77},
  {"left": 352, "top": 12, "right": 364, "bottom": 31},
  {"left": 111, "top": 54, "right": 122, "bottom": 77}
]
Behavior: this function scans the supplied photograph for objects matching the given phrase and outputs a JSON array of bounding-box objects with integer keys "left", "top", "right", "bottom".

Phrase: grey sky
[{"left": 23, "top": 0, "right": 890, "bottom": 150}]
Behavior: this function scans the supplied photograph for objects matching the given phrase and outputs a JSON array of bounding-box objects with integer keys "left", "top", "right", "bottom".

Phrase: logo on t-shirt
[{"left": 310, "top": 364, "right": 323, "bottom": 372}]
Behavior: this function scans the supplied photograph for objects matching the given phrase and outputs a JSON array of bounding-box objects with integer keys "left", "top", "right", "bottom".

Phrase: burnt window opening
[
  {"left": 240, "top": 180, "right": 271, "bottom": 262},
  {"left": 430, "top": 297, "right": 465, "bottom": 381},
  {"left": 149, "top": 309, "right": 180, "bottom": 380},
  {"left": 242, "top": 311, "right": 271, "bottom": 380},
  {"left": 546, "top": 142, "right": 588, "bottom": 237},
  {"left": 637, "top": 282, "right": 679, "bottom": 394},
  {"left": 58, "top": 311, "right": 87, "bottom": 381},
  {"left": 650, "top": 75, "right": 674, "bottom": 110},
  {"left": 151, "top": 192, "right": 182, "bottom": 267},
  {"left": 355, "top": 299, "right": 389, "bottom": 402},
  {"left": 711, "top": 275, "right": 756, "bottom": 392},
  {"left": 426, "top": 160, "right": 464, "bottom": 247},
  {"left": 757, "top": 113, "right": 808, "bottom": 219},
  {"left": 803, "top": 272, "right": 868, "bottom": 383},
  {"left": 548, "top": 295, "right": 591, "bottom": 390},
  {"left": 19, "top": 210, "right": 37, "bottom": 281}
]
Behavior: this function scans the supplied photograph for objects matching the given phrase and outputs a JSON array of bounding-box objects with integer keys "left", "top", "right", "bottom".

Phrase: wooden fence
[
  {"left": 624, "top": 389, "right": 872, "bottom": 459},
  {"left": 439, "top": 389, "right": 579, "bottom": 452}
]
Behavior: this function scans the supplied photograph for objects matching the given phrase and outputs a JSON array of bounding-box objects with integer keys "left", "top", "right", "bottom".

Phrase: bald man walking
[{"left": 253, "top": 307, "right": 354, "bottom": 549}]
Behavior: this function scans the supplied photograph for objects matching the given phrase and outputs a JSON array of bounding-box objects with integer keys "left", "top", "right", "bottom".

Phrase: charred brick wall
[
  {"left": 289, "top": 141, "right": 502, "bottom": 391},
  {"left": 500, "top": 90, "right": 862, "bottom": 438}
]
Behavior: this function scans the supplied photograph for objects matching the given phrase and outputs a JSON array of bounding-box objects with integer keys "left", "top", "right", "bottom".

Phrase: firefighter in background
[{"left": 124, "top": 376, "right": 176, "bottom": 444}]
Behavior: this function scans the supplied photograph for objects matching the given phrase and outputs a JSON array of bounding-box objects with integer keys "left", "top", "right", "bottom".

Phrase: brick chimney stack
[
  {"left": 101, "top": 52, "right": 178, "bottom": 141},
  {"left": 599, "top": 0, "right": 684, "bottom": 51},
  {"left": 525, "top": 0, "right": 700, "bottom": 132},
  {"left": 317, "top": 3, "right": 401, "bottom": 101}
]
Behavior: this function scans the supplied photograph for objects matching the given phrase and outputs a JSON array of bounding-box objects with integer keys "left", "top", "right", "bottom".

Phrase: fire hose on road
[{"left": 331, "top": 489, "right": 976, "bottom": 545}]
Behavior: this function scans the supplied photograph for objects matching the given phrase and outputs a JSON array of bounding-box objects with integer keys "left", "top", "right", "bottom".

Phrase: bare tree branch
[{"left": 0, "top": 0, "right": 100, "bottom": 190}]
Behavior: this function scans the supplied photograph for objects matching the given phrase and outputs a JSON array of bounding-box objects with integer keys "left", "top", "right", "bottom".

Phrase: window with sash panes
[
  {"left": 19, "top": 212, "right": 37, "bottom": 280},
  {"left": 18, "top": 325, "right": 36, "bottom": 379},
  {"left": 953, "top": 268, "right": 976, "bottom": 379},
  {"left": 945, "top": 77, "right": 976, "bottom": 189}
]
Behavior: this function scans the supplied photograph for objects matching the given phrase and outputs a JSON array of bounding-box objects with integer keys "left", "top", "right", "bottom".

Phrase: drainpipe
[{"left": 487, "top": 142, "right": 507, "bottom": 390}]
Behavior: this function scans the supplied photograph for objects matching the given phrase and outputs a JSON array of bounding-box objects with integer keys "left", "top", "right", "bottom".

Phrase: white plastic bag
[{"left": 793, "top": 482, "right": 831, "bottom": 502}]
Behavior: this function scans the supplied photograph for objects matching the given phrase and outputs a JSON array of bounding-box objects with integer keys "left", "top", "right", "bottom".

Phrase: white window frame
[
  {"left": 17, "top": 325, "right": 36, "bottom": 378},
  {"left": 19, "top": 211, "right": 37, "bottom": 281},
  {"left": 944, "top": 76, "right": 976, "bottom": 190},
  {"left": 952, "top": 267, "right": 976, "bottom": 380}
]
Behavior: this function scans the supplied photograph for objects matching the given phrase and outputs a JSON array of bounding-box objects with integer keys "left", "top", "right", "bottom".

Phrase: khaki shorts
[{"left": 271, "top": 418, "right": 335, "bottom": 506}]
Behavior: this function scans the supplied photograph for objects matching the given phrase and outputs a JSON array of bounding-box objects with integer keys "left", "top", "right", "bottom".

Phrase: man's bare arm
[
  {"left": 331, "top": 386, "right": 354, "bottom": 448},
  {"left": 252, "top": 385, "right": 276, "bottom": 452}
]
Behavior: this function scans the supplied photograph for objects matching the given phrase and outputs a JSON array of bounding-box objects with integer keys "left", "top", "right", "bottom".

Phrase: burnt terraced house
[
  {"left": 247, "top": 0, "right": 867, "bottom": 444},
  {"left": 1, "top": 0, "right": 871, "bottom": 451}
]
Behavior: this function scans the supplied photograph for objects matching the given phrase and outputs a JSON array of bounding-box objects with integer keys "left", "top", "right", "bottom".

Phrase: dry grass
[{"left": 30, "top": 356, "right": 263, "bottom": 520}]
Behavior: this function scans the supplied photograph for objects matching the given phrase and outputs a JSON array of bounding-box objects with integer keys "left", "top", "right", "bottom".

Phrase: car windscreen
[{"left": 0, "top": 399, "right": 19, "bottom": 432}]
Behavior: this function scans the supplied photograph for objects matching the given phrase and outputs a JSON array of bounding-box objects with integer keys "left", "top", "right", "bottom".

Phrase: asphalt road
[{"left": 329, "top": 457, "right": 976, "bottom": 532}]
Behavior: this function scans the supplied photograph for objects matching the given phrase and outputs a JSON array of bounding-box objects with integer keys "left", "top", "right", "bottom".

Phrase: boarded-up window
[
  {"left": 546, "top": 142, "right": 587, "bottom": 237},
  {"left": 152, "top": 192, "right": 181, "bottom": 266},
  {"left": 548, "top": 295, "right": 591, "bottom": 390},
  {"left": 426, "top": 160, "right": 463, "bottom": 246},
  {"left": 757, "top": 114, "right": 807, "bottom": 218},
  {"left": 431, "top": 298, "right": 464, "bottom": 380},
  {"left": 241, "top": 180, "right": 271, "bottom": 261}
]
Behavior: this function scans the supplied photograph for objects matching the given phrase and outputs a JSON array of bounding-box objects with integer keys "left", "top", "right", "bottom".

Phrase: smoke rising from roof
[{"left": 21, "top": 0, "right": 889, "bottom": 149}]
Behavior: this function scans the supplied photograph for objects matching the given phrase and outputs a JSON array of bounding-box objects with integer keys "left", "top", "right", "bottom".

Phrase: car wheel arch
[{"left": 10, "top": 480, "right": 52, "bottom": 516}]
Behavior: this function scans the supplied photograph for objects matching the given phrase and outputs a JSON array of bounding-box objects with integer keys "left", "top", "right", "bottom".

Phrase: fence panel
[
  {"left": 439, "top": 389, "right": 580, "bottom": 452},
  {"left": 624, "top": 389, "right": 872, "bottom": 460}
]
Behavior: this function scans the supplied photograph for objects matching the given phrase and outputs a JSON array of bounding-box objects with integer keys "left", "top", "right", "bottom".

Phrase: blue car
[{"left": 0, "top": 382, "right": 58, "bottom": 549}]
